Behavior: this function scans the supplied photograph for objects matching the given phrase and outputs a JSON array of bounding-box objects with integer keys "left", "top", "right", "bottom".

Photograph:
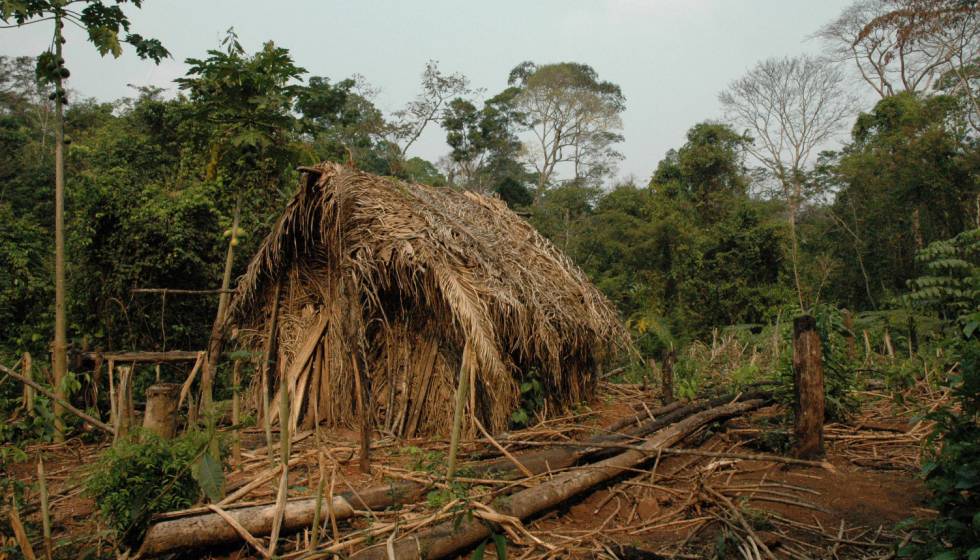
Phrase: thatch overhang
[{"left": 227, "top": 162, "right": 631, "bottom": 437}]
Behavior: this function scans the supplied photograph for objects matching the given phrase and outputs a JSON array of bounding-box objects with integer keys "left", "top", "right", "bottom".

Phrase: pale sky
[{"left": 1, "top": 0, "right": 854, "bottom": 183}]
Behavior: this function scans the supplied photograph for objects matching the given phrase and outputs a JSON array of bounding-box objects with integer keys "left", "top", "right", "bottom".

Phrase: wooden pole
[
  {"left": 351, "top": 354, "right": 371, "bottom": 473},
  {"left": 22, "top": 352, "right": 34, "bottom": 414},
  {"left": 260, "top": 282, "right": 282, "bottom": 463},
  {"left": 51, "top": 10, "right": 67, "bottom": 444},
  {"left": 907, "top": 315, "right": 918, "bottom": 357},
  {"left": 231, "top": 360, "right": 242, "bottom": 466},
  {"left": 660, "top": 349, "right": 675, "bottom": 403},
  {"left": 792, "top": 316, "right": 824, "bottom": 459},
  {"left": 447, "top": 343, "right": 471, "bottom": 480},
  {"left": 842, "top": 310, "right": 856, "bottom": 361},
  {"left": 38, "top": 457, "right": 52, "bottom": 560}
]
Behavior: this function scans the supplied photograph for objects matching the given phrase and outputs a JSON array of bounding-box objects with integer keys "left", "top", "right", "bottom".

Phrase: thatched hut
[{"left": 227, "top": 163, "right": 630, "bottom": 438}]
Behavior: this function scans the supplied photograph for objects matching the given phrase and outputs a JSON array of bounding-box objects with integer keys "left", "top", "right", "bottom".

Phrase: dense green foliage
[{"left": 85, "top": 429, "right": 223, "bottom": 545}]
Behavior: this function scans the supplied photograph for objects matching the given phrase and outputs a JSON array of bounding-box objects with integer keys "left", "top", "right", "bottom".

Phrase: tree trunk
[
  {"left": 201, "top": 202, "right": 241, "bottom": 410},
  {"left": 792, "top": 316, "right": 824, "bottom": 459},
  {"left": 51, "top": 12, "right": 67, "bottom": 442},
  {"left": 143, "top": 384, "right": 180, "bottom": 439}
]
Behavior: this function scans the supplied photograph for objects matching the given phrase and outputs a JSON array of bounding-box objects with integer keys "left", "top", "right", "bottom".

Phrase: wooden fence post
[
  {"left": 907, "top": 315, "right": 918, "bottom": 357},
  {"left": 843, "top": 310, "right": 856, "bottom": 361},
  {"left": 660, "top": 350, "right": 675, "bottom": 404},
  {"left": 231, "top": 360, "right": 242, "bottom": 467},
  {"left": 792, "top": 316, "right": 824, "bottom": 459},
  {"left": 22, "top": 352, "right": 34, "bottom": 414}
]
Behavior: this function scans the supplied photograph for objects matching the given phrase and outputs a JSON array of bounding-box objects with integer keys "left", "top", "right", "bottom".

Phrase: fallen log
[
  {"left": 352, "top": 398, "right": 766, "bottom": 560},
  {"left": 137, "top": 392, "right": 771, "bottom": 557},
  {"left": 137, "top": 481, "right": 426, "bottom": 557}
]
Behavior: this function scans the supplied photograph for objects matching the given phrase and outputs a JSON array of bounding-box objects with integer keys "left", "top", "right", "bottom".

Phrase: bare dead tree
[
  {"left": 720, "top": 55, "right": 857, "bottom": 311},
  {"left": 817, "top": 0, "right": 979, "bottom": 112}
]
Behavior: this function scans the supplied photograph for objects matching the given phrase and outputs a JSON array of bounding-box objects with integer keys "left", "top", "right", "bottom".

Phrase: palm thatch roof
[{"left": 227, "top": 162, "right": 631, "bottom": 437}]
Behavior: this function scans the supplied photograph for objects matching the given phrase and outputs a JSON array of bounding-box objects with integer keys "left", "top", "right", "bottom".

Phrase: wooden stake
[
  {"left": 447, "top": 342, "right": 471, "bottom": 480},
  {"left": 351, "top": 354, "right": 371, "bottom": 473},
  {"left": 842, "top": 310, "right": 856, "bottom": 361},
  {"left": 907, "top": 315, "right": 918, "bottom": 357},
  {"left": 260, "top": 282, "right": 282, "bottom": 464},
  {"left": 38, "top": 457, "right": 52, "bottom": 560},
  {"left": 660, "top": 349, "right": 675, "bottom": 403},
  {"left": 22, "top": 352, "right": 34, "bottom": 414},
  {"left": 232, "top": 359, "right": 242, "bottom": 467},
  {"left": 883, "top": 328, "right": 895, "bottom": 359},
  {"left": 792, "top": 315, "right": 824, "bottom": 459}
]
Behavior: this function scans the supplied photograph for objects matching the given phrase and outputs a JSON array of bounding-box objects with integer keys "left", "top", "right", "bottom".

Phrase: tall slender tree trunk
[
  {"left": 51, "top": 12, "right": 67, "bottom": 441},
  {"left": 201, "top": 202, "right": 240, "bottom": 411},
  {"left": 787, "top": 193, "right": 805, "bottom": 313}
]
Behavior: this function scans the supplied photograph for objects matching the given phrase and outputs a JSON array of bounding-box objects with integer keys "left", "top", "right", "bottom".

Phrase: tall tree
[
  {"left": 719, "top": 55, "right": 856, "bottom": 311},
  {"left": 817, "top": 0, "right": 977, "bottom": 98},
  {"left": 442, "top": 92, "right": 524, "bottom": 196},
  {"left": 388, "top": 60, "right": 470, "bottom": 167},
  {"left": 1, "top": 0, "right": 167, "bottom": 438},
  {"left": 505, "top": 62, "right": 625, "bottom": 199}
]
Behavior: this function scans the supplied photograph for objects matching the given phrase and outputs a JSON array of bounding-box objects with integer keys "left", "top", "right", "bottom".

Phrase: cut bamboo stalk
[
  {"left": 268, "top": 365, "right": 291, "bottom": 557},
  {"left": 447, "top": 342, "right": 471, "bottom": 480},
  {"left": 38, "top": 457, "right": 52, "bottom": 560}
]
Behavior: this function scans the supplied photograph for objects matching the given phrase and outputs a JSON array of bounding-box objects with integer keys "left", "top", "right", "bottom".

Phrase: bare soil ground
[{"left": 5, "top": 381, "right": 940, "bottom": 560}]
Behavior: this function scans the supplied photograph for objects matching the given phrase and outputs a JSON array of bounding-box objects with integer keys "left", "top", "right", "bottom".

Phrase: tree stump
[
  {"left": 144, "top": 383, "right": 181, "bottom": 439},
  {"left": 792, "top": 315, "right": 824, "bottom": 459}
]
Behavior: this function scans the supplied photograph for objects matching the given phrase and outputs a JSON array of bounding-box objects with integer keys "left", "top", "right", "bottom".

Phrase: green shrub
[
  {"left": 84, "top": 429, "right": 222, "bottom": 546},
  {"left": 900, "top": 340, "right": 980, "bottom": 560}
]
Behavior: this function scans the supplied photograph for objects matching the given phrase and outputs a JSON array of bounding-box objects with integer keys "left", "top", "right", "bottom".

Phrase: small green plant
[{"left": 85, "top": 429, "right": 224, "bottom": 546}]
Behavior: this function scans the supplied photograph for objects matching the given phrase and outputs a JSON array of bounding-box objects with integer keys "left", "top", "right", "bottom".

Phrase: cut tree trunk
[
  {"left": 352, "top": 399, "right": 765, "bottom": 560},
  {"left": 792, "top": 316, "right": 824, "bottom": 459},
  {"left": 143, "top": 383, "right": 180, "bottom": 439}
]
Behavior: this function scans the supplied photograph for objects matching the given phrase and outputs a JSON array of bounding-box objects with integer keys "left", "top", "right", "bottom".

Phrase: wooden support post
[
  {"left": 22, "top": 352, "right": 34, "bottom": 414},
  {"left": 792, "top": 315, "right": 824, "bottom": 459},
  {"left": 907, "top": 315, "right": 918, "bottom": 357},
  {"left": 143, "top": 384, "right": 180, "bottom": 439},
  {"left": 261, "top": 282, "right": 282, "bottom": 463},
  {"left": 883, "top": 327, "right": 895, "bottom": 359},
  {"left": 351, "top": 354, "right": 371, "bottom": 473},
  {"left": 842, "top": 310, "right": 856, "bottom": 361},
  {"left": 660, "top": 350, "right": 675, "bottom": 404},
  {"left": 447, "top": 343, "right": 471, "bottom": 481},
  {"left": 231, "top": 360, "right": 242, "bottom": 467},
  {"left": 116, "top": 365, "right": 133, "bottom": 439}
]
